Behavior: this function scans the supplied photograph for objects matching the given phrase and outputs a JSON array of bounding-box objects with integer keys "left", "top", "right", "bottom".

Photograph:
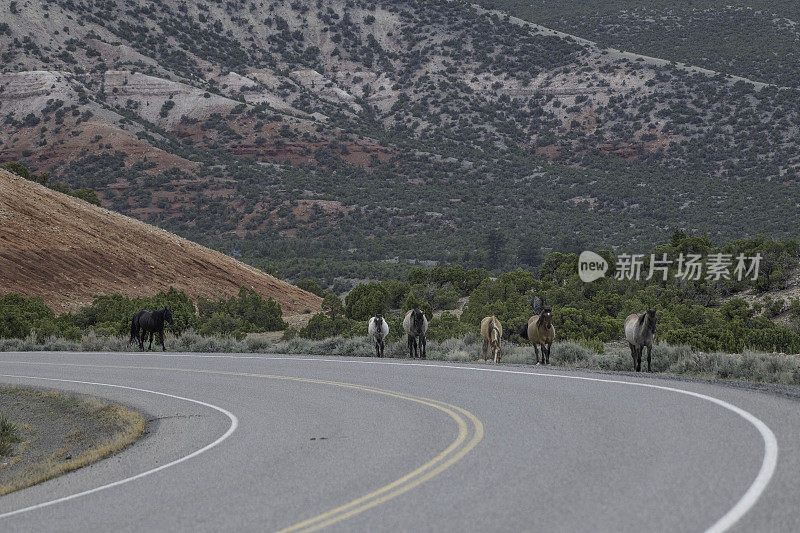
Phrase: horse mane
[{"left": 637, "top": 311, "right": 656, "bottom": 332}]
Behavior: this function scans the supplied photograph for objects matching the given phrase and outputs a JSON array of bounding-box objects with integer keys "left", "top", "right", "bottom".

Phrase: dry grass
[
  {"left": 0, "top": 388, "right": 145, "bottom": 496},
  {"left": 3, "top": 331, "right": 799, "bottom": 386},
  {"left": 0, "top": 414, "right": 22, "bottom": 457}
]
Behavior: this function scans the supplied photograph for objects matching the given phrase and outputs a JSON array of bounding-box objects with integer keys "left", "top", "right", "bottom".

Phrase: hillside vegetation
[
  {"left": 1, "top": 1, "right": 799, "bottom": 285},
  {"left": 479, "top": 1, "right": 800, "bottom": 87}
]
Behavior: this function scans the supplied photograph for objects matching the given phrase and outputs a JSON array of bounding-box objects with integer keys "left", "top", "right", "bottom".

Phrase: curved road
[{"left": 0, "top": 351, "right": 799, "bottom": 532}]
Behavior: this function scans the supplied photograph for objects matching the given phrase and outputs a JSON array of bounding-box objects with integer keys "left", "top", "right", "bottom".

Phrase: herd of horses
[
  {"left": 128, "top": 305, "right": 657, "bottom": 373},
  {"left": 370, "top": 307, "right": 657, "bottom": 372}
]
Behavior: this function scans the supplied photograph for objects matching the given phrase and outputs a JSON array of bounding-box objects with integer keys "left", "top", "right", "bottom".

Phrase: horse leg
[
  {"left": 545, "top": 343, "right": 551, "bottom": 365},
  {"left": 646, "top": 345, "right": 652, "bottom": 372},
  {"left": 483, "top": 338, "right": 488, "bottom": 362},
  {"left": 420, "top": 335, "right": 426, "bottom": 359},
  {"left": 160, "top": 328, "right": 166, "bottom": 351},
  {"left": 629, "top": 343, "right": 636, "bottom": 371},
  {"left": 148, "top": 331, "right": 154, "bottom": 351},
  {"left": 636, "top": 346, "right": 642, "bottom": 372},
  {"left": 533, "top": 344, "right": 539, "bottom": 365},
  {"left": 379, "top": 338, "right": 385, "bottom": 357},
  {"left": 408, "top": 335, "right": 414, "bottom": 358},
  {"left": 138, "top": 329, "right": 145, "bottom": 351}
]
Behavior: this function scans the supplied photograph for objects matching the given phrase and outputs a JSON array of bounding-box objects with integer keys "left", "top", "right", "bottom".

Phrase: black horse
[
  {"left": 402, "top": 308, "right": 428, "bottom": 359},
  {"left": 130, "top": 308, "right": 174, "bottom": 351}
]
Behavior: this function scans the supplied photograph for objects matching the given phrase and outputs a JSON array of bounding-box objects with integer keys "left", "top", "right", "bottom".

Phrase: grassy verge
[
  {"left": 2, "top": 331, "right": 800, "bottom": 386},
  {"left": 269, "top": 336, "right": 800, "bottom": 385},
  {"left": 0, "top": 414, "right": 22, "bottom": 457},
  {"left": 0, "top": 387, "right": 145, "bottom": 496}
]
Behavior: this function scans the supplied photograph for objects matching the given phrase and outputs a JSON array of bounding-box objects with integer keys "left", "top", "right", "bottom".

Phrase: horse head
[
  {"left": 374, "top": 314, "right": 383, "bottom": 327},
  {"left": 539, "top": 308, "right": 553, "bottom": 329},
  {"left": 412, "top": 308, "right": 425, "bottom": 331},
  {"left": 164, "top": 308, "right": 174, "bottom": 324},
  {"left": 646, "top": 309, "right": 656, "bottom": 333}
]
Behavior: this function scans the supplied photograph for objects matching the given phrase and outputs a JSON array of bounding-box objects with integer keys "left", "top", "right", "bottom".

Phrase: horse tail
[
  {"left": 129, "top": 314, "right": 138, "bottom": 343},
  {"left": 490, "top": 317, "right": 500, "bottom": 344}
]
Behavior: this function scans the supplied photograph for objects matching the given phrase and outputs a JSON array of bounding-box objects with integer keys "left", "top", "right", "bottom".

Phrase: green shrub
[
  {"left": 73, "top": 287, "right": 197, "bottom": 336},
  {"left": 0, "top": 293, "right": 55, "bottom": 339},
  {"left": 427, "top": 311, "right": 473, "bottom": 341},
  {"left": 299, "top": 313, "right": 358, "bottom": 340},
  {"left": 401, "top": 293, "right": 433, "bottom": 321},
  {"left": 321, "top": 292, "right": 345, "bottom": 318},
  {"left": 345, "top": 282, "right": 388, "bottom": 320},
  {"left": 197, "top": 287, "right": 285, "bottom": 337},
  {"left": 295, "top": 278, "right": 325, "bottom": 297},
  {"left": 0, "top": 414, "right": 22, "bottom": 457}
]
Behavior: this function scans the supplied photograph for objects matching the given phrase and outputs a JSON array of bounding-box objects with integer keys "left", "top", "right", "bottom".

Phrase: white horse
[{"left": 368, "top": 315, "right": 389, "bottom": 357}]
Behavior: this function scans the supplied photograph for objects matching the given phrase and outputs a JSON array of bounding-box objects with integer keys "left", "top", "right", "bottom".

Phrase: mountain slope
[
  {"left": 0, "top": 168, "right": 321, "bottom": 313},
  {"left": 2, "top": 0, "right": 800, "bottom": 283},
  {"left": 476, "top": 0, "right": 800, "bottom": 87}
]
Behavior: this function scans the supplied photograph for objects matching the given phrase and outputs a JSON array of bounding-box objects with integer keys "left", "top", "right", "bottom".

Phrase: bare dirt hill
[{"left": 0, "top": 169, "right": 322, "bottom": 315}]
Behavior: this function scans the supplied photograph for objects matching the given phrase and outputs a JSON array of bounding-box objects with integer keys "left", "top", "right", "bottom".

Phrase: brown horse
[
  {"left": 480, "top": 316, "right": 503, "bottom": 363},
  {"left": 520, "top": 309, "right": 555, "bottom": 365}
]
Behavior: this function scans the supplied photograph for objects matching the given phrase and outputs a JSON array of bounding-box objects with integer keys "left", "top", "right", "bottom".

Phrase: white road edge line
[
  {"left": 149, "top": 353, "right": 779, "bottom": 533},
  {"left": 0, "top": 373, "right": 239, "bottom": 520},
  {"left": 0, "top": 353, "right": 779, "bottom": 532}
]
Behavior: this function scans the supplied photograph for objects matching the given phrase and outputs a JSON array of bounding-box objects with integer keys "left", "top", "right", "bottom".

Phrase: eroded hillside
[{"left": 0, "top": 168, "right": 321, "bottom": 313}]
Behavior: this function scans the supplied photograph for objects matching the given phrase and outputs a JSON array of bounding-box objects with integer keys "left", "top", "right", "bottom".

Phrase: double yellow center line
[{"left": 1, "top": 360, "right": 484, "bottom": 532}]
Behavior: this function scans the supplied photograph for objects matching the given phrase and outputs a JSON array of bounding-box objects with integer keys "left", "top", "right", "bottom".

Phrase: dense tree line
[
  {"left": 0, "top": 288, "right": 285, "bottom": 343},
  {"left": 291, "top": 233, "right": 800, "bottom": 354},
  {"left": 1, "top": 162, "right": 100, "bottom": 206}
]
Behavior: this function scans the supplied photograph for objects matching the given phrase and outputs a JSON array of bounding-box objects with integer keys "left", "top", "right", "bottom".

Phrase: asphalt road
[{"left": 0, "top": 351, "right": 798, "bottom": 532}]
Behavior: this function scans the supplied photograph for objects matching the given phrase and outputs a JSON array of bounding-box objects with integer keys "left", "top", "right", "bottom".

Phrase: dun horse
[
  {"left": 480, "top": 316, "right": 503, "bottom": 363},
  {"left": 130, "top": 308, "right": 174, "bottom": 351},
  {"left": 624, "top": 309, "right": 656, "bottom": 372},
  {"left": 520, "top": 309, "right": 555, "bottom": 365},
  {"left": 403, "top": 308, "right": 428, "bottom": 359},
  {"left": 368, "top": 315, "right": 389, "bottom": 357}
]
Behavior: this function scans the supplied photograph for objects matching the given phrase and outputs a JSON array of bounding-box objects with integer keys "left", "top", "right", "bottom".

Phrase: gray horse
[
  {"left": 368, "top": 315, "right": 389, "bottom": 357},
  {"left": 403, "top": 308, "right": 428, "bottom": 359},
  {"left": 624, "top": 309, "right": 656, "bottom": 372}
]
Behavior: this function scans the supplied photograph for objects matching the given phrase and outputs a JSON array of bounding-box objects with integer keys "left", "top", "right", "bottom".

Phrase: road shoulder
[{"left": 0, "top": 386, "right": 145, "bottom": 496}]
